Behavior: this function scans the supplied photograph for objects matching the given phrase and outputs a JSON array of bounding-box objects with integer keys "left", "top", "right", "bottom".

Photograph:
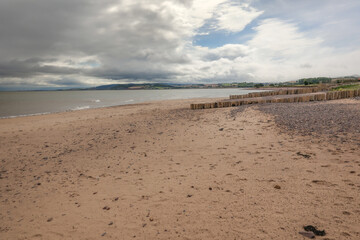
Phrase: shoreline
[
  {"left": 0, "top": 88, "right": 265, "bottom": 119},
  {"left": 0, "top": 96, "right": 226, "bottom": 120},
  {"left": 1, "top": 97, "right": 359, "bottom": 239}
]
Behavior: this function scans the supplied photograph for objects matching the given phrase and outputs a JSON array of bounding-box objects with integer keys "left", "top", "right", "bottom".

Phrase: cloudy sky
[{"left": 0, "top": 0, "right": 359, "bottom": 90}]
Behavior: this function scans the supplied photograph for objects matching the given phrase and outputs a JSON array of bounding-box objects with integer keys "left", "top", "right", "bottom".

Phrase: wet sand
[{"left": 0, "top": 98, "right": 359, "bottom": 239}]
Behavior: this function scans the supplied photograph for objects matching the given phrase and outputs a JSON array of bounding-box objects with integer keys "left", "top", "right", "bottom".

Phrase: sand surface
[{"left": 0, "top": 98, "right": 359, "bottom": 239}]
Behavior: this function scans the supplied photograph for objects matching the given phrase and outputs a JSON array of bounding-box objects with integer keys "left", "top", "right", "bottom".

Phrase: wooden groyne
[
  {"left": 190, "top": 89, "right": 360, "bottom": 110},
  {"left": 229, "top": 87, "right": 327, "bottom": 99},
  {"left": 325, "top": 90, "right": 360, "bottom": 100}
]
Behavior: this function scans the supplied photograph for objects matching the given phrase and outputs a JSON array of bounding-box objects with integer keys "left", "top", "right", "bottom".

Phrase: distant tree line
[{"left": 296, "top": 77, "right": 332, "bottom": 85}]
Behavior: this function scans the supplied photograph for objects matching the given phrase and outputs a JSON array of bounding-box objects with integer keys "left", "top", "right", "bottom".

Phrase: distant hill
[
  {"left": 86, "top": 82, "right": 257, "bottom": 90},
  {"left": 89, "top": 83, "right": 181, "bottom": 90},
  {"left": 80, "top": 76, "right": 360, "bottom": 91}
]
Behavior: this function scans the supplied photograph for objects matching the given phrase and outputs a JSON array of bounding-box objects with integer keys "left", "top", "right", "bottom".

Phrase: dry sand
[{"left": 0, "top": 98, "right": 359, "bottom": 239}]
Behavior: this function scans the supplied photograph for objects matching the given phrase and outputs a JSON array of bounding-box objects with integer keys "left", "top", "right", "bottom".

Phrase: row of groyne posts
[{"left": 190, "top": 87, "right": 360, "bottom": 110}]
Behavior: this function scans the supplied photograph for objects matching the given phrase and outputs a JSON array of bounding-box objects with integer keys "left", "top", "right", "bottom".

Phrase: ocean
[{"left": 0, "top": 89, "right": 263, "bottom": 118}]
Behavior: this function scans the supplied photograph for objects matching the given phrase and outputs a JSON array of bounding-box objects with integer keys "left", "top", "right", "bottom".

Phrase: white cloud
[
  {"left": 246, "top": 18, "right": 331, "bottom": 71},
  {"left": 188, "top": 0, "right": 227, "bottom": 29},
  {"left": 0, "top": 0, "right": 359, "bottom": 89},
  {"left": 180, "top": 18, "right": 360, "bottom": 83},
  {"left": 215, "top": 2, "right": 263, "bottom": 32}
]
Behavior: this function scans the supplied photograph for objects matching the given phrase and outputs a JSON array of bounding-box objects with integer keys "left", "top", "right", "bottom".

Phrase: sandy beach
[{"left": 0, "top": 97, "right": 359, "bottom": 239}]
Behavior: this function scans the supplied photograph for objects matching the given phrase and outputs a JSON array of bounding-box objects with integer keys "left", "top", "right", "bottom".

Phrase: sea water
[{"left": 0, "top": 89, "right": 264, "bottom": 118}]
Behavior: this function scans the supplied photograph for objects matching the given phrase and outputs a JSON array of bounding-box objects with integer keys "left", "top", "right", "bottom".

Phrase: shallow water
[{"left": 0, "top": 89, "right": 263, "bottom": 118}]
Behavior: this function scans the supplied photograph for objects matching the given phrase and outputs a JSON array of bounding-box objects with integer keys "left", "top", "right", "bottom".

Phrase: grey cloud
[
  {"left": 0, "top": 0, "right": 189, "bottom": 83},
  {"left": 0, "top": 77, "right": 85, "bottom": 91},
  {"left": 0, "top": 0, "right": 99, "bottom": 58},
  {"left": 88, "top": 65, "right": 180, "bottom": 82},
  {"left": 45, "top": 77, "right": 87, "bottom": 87},
  {"left": 300, "top": 63, "right": 312, "bottom": 69},
  {"left": 0, "top": 58, "right": 80, "bottom": 78},
  {"left": 0, "top": 0, "right": 359, "bottom": 89}
]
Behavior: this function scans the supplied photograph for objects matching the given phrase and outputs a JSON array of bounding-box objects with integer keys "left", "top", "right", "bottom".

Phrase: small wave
[
  {"left": 71, "top": 106, "right": 90, "bottom": 111},
  {"left": 0, "top": 112, "right": 52, "bottom": 119},
  {"left": 92, "top": 99, "right": 101, "bottom": 103},
  {"left": 125, "top": 99, "right": 134, "bottom": 102}
]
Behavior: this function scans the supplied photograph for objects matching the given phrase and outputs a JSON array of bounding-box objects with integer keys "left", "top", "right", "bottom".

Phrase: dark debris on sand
[{"left": 257, "top": 98, "right": 360, "bottom": 145}]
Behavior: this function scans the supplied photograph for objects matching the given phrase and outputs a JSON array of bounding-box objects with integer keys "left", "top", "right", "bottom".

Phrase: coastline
[
  {"left": 0, "top": 96, "right": 226, "bottom": 120},
  {"left": 0, "top": 97, "right": 359, "bottom": 239},
  {"left": 0, "top": 88, "right": 263, "bottom": 119}
]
